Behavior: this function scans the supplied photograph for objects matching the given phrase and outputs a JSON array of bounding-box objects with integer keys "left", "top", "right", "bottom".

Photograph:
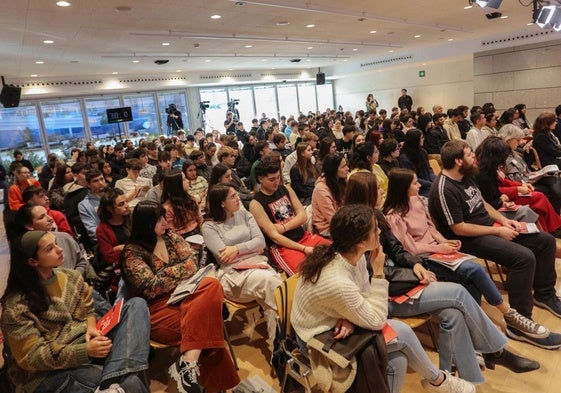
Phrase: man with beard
[
  {"left": 428, "top": 139, "right": 561, "bottom": 350},
  {"left": 78, "top": 169, "right": 107, "bottom": 244}
]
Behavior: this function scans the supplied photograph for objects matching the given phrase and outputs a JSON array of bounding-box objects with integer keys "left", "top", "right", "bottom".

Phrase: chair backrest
[
  {"left": 274, "top": 274, "right": 300, "bottom": 339},
  {"left": 428, "top": 159, "right": 441, "bottom": 176},
  {"left": 529, "top": 147, "right": 542, "bottom": 170}
]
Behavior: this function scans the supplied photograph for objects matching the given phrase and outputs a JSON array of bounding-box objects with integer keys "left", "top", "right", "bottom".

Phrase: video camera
[
  {"left": 227, "top": 99, "right": 240, "bottom": 122},
  {"left": 200, "top": 101, "right": 210, "bottom": 112},
  {"left": 165, "top": 103, "right": 177, "bottom": 115}
]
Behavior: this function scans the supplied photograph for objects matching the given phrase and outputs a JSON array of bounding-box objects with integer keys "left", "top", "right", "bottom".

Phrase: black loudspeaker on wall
[
  {"left": 0, "top": 85, "right": 21, "bottom": 108},
  {"left": 316, "top": 72, "right": 325, "bottom": 85}
]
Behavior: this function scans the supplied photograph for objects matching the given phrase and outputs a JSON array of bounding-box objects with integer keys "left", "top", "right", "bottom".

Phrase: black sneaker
[
  {"left": 168, "top": 359, "right": 202, "bottom": 393},
  {"left": 506, "top": 327, "right": 561, "bottom": 350},
  {"left": 534, "top": 296, "right": 561, "bottom": 318}
]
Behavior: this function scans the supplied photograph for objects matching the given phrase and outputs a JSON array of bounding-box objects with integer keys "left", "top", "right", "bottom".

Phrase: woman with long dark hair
[
  {"left": 48, "top": 161, "right": 73, "bottom": 211},
  {"left": 1, "top": 231, "right": 150, "bottom": 393},
  {"left": 311, "top": 153, "right": 348, "bottom": 237},
  {"left": 315, "top": 137, "right": 336, "bottom": 174},
  {"left": 475, "top": 136, "right": 561, "bottom": 234},
  {"left": 161, "top": 169, "right": 202, "bottom": 238},
  {"left": 201, "top": 184, "right": 282, "bottom": 346},
  {"left": 344, "top": 171, "right": 538, "bottom": 383},
  {"left": 121, "top": 201, "right": 239, "bottom": 393},
  {"left": 292, "top": 205, "right": 477, "bottom": 393},
  {"left": 398, "top": 129, "right": 435, "bottom": 197},
  {"left": 513, "top": 104, "right": 532, "bottom": 130},
  {"left": 383, "top": 168, "right": 548, "bottom": 339},
  {"left": 532, "top": 111, "right": 561, "bottom": 168},
  {"left": 182, "top": 158, "right": 208, "bottom": 208},
  {"left": 290, "top": 142, "right": 319, "bottom": 205},
  {"left": 378, "top": 138, "right": 402, "bottom": 176}
]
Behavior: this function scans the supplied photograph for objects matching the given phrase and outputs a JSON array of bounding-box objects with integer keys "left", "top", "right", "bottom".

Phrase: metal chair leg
[{"left": 223, "top": 321, "right": 239, "bottom": 370}]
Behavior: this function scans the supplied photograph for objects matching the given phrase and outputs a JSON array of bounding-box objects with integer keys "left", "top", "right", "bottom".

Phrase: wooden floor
[{"left": 2, "top": 206, "right": 561, "bottom": 392}]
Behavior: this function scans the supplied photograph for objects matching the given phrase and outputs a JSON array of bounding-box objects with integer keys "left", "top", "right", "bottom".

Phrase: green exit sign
[{"left": 419, "top": 70, "right": 426, "bottom": 78}]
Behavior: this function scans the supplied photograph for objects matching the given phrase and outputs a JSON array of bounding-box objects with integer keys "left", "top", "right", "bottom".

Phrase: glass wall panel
[
  {"left": 0, "top": 104, "right": 44, "bottom": 168},
  {"left": 40, "top": 99, "right": 86, "bottom": 157},
  {"left": 277, "top": 84, "right": 299, "bottom": 119},
  {"left": 227, "top": 86, "right": 254, "bottom": 128},
  {"left": 157, "top": 91, "right": 188, "bottom": 134},
  {"left": 199, "top": 88, "right": 228, "bottom": 133},
  {"left": 123, "top": 94, "right": 159, "bottom": 139},
  {"left": 316, "top": 84, "right": 335, "bottom": 113},
  {"left": 297, "top": 83, "right": 317, "bottom": 114},
  {"left": 254, "top": 85, "right": 278, "bottom": 120},
  {"left": 84, "top": 97, "right": 122, "bottom": 146}
]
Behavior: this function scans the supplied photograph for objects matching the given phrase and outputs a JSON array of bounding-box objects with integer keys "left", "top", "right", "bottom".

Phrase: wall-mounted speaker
[
  {"left": 0, "top": 85, "right": 21, "bottom": 108},
  {"left": 316, "top": 72, "right": 325, "bottom": 85}
]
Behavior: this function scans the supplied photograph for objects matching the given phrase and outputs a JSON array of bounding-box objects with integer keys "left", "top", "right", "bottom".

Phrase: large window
[
  {"left": 277, "top": 84, "right": 299, "bottom": 119},
  {"left": 254, "top": 85, "right": 278, "bottom": 120},
  {"left": 157, "top": 91, "right": 188, "bottom": 134},
  {"left": 316, "top": 84, "right": 335, "bottom": 113},
  {"left": 227, "top": 86, "right": 254, "bottom": 128},
  {"left": 199, "top": 88, "right": 228, "bottom": 133},
  {"left": 85, "top": 97, "right": 122, "bottom": 145},
  {"left": 40, "top": 100, "right": 85, "bottom": 158},
  {"left": 123, "top": 94, "right": 159, "bottom": 139},
  {"left": 297, "top": 83, "right": 317, "bottom": 114},
  {"left": 0, "top": 104, "right": 44, "bottom": 167}
]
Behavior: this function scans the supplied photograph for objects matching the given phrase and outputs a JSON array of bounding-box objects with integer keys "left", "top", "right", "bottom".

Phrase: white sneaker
[
  {"left": 94, "top": 384, "right": 125, "bottom": 393},
  {"left": 421, "top": 370, "right": 475, "bottom": 393}
]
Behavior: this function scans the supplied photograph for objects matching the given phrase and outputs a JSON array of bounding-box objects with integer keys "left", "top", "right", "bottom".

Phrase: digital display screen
[{"left": 106, "top": 107, "right": 133, "bottom": 123}]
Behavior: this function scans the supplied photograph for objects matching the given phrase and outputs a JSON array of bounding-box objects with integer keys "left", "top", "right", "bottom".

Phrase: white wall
[
  {"left": 474, "top": 38, "right": 561, "bottom": 122},
  {"left": 333, "top": 56, "right": 474, "bottom": 115}
]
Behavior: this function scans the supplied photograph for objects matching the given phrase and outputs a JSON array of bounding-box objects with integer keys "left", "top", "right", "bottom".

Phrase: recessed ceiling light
[
  {"left": 176, "top": 70, "right": 181, "bottom": 72},
  {"left": 352, "top": 48, "right": 358, "bottom": 51},
  {"left": 343, "top": 59, "right": 348, "bottom": 62},
  {"left": 35, "top": 61, "right": 44, "bottom": 64},
  {"left": 228, "top": 68, "right": 233, "bottom": 71},
  {"left": 464, "top": 5, "right": 472, "bottom": 9},
  {"left": 276, "top": 21, "right": 290, "bottom": 26},
  {"left": 271, "top": 67, "right": 276, "bottom": 69},
  {"left": 527, "top": 22, "right": 534, "bottom": 25},
  {"left": 43, "top": 40, "right": 54, "bottom": 44},
  {"left": 388, "top": 50, "right": 394, "bottom": 53},
  {"left": 306, "top": 24, "right": 315, "bottom": 28},
  {"left": 245, "top": 45, "right": 253, "bottom": 48},
  {"left": 369, "top": 30, "right": 377, "bottom": 34},
  {"left": 30, "top": 74, "right": 38, "bottom": 77},
  {"left": 414, "top": 34, "right": 421, "bottom": 38},
  {"left": 500, "top": 15, "right": 508, "bottom": 19},
  {"left": 307, "top": 46, "right": 313, "bottom": 50},
  {"left": 210, "top": 14, "right": 221, "bottom": 19},
  {"left": 422, "top": 63, "right": 427, "bottom": 65},
  {"left": 56, "top": 1, "right": 71, "bottom": 6},
  {"left": 162, "top": 42, "right": 170, "bottom": 46},
  {"left": 112, "top": 72, "right": 118, "bottom": 74},
  {"left": 132, "top": 60, "right": 139, "bottom": 63},
  {"left": 205, "top": 59, "right": 211, "bottom": 62},
  {"left": 448, "top": 38, "right": 454, "bottom": 41}
]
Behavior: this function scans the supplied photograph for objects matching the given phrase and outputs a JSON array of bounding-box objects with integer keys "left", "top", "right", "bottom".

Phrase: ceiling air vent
[
  {"left": 199, "top": 74, "right": 253, "bottom": 80},
  {"left": 360, "top": 55, "right": 413, "bottom": 68},
  {"left": 16, "top": 80, "right": 103, "bottom": 88},
  {"left": 481, "top": 30, "right": 556, "bottom": 46},
  {"left": 259, "top": 72, "right": 302, "bottom": 77}
]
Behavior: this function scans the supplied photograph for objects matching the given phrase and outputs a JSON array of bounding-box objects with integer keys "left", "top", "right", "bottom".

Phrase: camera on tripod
[
  {"left": 165, "top": 103, "right": 177, "bottom": 115},
  {"left": 200, "top": 101, "right": 210, "bottom": 112},
  {"left": 227, "top": 99, "right": 240, "bottom": 122}
]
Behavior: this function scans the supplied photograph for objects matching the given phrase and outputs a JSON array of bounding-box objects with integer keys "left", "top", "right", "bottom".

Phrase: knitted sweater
[
  {"left": 1, "top": 269, "right": 93, "bottom": 392},
  {"left": 291, "top": 253, "right": 388, "bottom": 343}
]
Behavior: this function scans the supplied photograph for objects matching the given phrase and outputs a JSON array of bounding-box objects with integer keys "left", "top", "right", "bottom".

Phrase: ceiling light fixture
[
  {"left": 464, "top": 5, "right": 473, "bottom": 9},
  {"left": 210, "top": 15, "right": 222, "bottom": 19},
  {"left": 112, "top": 72, "right": 118, "bottom": 74},
  {"left": 205, "top": 59, "right": 211, "bottom": 62},
  {"left": 352, "top": 48, "right": 358, "bottom": 51},
  {"left": 43, "top": 40, "right": 54, "bottom": 44},
  {"left": 306, "top": 24, "right": 315, "bottom": 28},
  {"left": 369, "top": 30, "right": 377, "bottom": 34},
  {"left": 245, "top": 45, "right": 253, "bottom": 48},
  {"left": 388, "top": 50, "right": 394, "bottom": 53},
  {"left": 162, "top": 42, "right": 170, "bottom": 46},
  {"left": 307, "top": 46, "right": 313, "bottom": 49},
  {"left": 276, "top": 21, "right": 290, "bottom": 26},
  {"left": 35, "top": 61, "right": 44, "bottom": 64},
  {"left": 414, "top": 34, "right": 421, "bottom": 38},
  {"left": 176, "top": 70, "right": 181, "bottom": 72},
  {"left": 30, "top": 74, "right": 38, "bottom": 77},
  {"left": 500, "top": 15, "right": 508, "bottom": 19},
  {"left": 534, "top": 5, "right": 561, "bottom": 31},
  {"left": 448, "top": 38, "right": 454, "bottom": 41},
  {"left": 56, "top": 1, "right": 71, "bottom": 6},
  {"left": 473, "top": 0, "right": 503, "bottom": 19},
  {"left": 132, "top": 60, "right": 139, "bottom": 63}
]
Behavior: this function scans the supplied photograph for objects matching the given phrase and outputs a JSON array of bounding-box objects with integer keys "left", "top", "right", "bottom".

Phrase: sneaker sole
[
  {"left": 533, "top": 299, "right": 561, "bottom": 318},
  {"left": 506, "top": 327, "right": 561, "bottom": 350},
  {"left": 168, "top": 364, "right": 188, "bottom": 393}
]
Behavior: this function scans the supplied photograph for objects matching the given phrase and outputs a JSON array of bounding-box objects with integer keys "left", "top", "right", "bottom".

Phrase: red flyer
[{"left": 96, "top": 299, "right": 124, "bottom": 336}]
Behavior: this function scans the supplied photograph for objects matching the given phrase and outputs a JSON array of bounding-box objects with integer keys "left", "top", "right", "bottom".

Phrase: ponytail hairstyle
[{"left": 299, "top": 204, "right": 376, "bottom": 284}]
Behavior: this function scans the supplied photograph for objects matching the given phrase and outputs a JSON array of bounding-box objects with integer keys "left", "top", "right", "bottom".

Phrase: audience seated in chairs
[{"left": 121, "top": 201, "right": 239, "bottom": 393}]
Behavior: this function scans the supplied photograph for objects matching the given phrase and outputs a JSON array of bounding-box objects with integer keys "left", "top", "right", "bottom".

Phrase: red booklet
[
  {"left": 382, "top": 322, "right": 398, "bottom": 344},
  {"left": 96, "top": 299, "right": 124, "bottom": 336},
  {"left": 390, "top": 284, "right": 427, "bottom": 304}
]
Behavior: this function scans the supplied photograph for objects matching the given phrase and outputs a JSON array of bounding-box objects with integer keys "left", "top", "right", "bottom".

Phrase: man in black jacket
[{"left": 397, "top": 89, "right": 413, "bottom": 112}]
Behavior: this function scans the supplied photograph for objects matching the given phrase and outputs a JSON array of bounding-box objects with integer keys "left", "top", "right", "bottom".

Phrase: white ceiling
[{"left": 0, "top": 0, "right": 557, "bottom": 81}]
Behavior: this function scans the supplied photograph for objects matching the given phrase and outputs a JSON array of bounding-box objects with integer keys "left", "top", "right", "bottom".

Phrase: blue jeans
[
  {"left": 35, "top": 297, "right": 151, "bottom": 392},
  {"left": 426, "top": 259, "right": 504, "bottom": 306},
  {"left": 388, "top": 282, "right": 507, "bottom": 383}
]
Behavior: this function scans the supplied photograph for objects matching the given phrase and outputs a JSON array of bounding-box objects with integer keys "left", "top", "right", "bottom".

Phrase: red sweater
[
  {"left": 96, "top": 222, "right": 122, "bottom": 266},
  {"left": 47, "top": 208, "right": 73, "bottom": 237}
]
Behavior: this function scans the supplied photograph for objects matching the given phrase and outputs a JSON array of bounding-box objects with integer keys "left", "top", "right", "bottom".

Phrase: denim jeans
[
  {"left": 35, "top": 297, "right": 151, "bottom": 392},
  {"left": 426, "top": 259, "right": 504, "bottom": 306},
  {"left": 388, "top": 281, "right": 507, "bottom": 383}
]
